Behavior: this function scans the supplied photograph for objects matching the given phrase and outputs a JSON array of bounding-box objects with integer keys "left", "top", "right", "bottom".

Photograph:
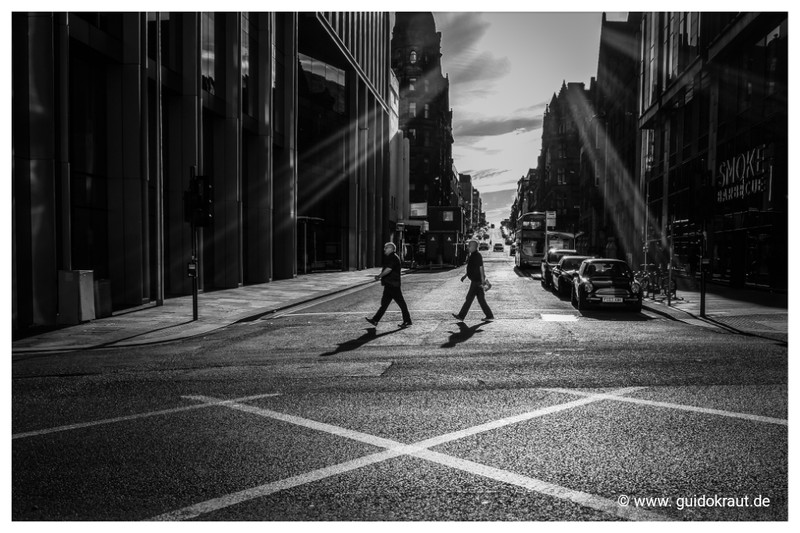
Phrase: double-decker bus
[{"left": 515, "top": 212, "right": 547, "bottom": 268}]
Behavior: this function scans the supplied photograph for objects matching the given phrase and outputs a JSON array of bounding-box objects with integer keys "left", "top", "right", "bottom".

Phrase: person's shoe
[
  {"left": 365, "top": 317, "right": 378, "bottom": 326},
  {"left": 451, "top": 313, "right": 465, "bottom": 321},
  {"left": 398, "top": 321, "right": 412, "bottom": 328}
]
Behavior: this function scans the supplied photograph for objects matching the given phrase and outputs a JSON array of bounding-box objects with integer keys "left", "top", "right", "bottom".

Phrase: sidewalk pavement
[
  {"left": 12, "top": 270, "right": 788, "bottom": 354},
  {"left": 12, "top": 268, "right": 388, "bottom": 354},
  {"left": 641, "top": 282, "right": 788, "bottom": 344}
]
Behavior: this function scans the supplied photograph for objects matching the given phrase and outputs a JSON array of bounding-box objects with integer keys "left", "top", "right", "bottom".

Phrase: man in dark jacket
[
  {"left": 452, "top": 239, "right": 494, "bottom": 321},
  {"left": 366, "top": 242, "right": 412, "bottom": 328}
]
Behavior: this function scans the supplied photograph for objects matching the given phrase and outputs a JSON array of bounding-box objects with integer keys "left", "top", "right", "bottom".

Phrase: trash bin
[
  {"left": 94, "top": 279, "right": 112, "bottom": 318},
  {"left": 57, "top": 270, "right": 96, "bottom": 324}
]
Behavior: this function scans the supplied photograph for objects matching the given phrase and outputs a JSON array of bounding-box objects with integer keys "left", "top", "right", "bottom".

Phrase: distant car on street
[
  {"left": 493, "top": 243, "right": 504, "bottom": 252},
  {"left": 571, "top": 258, "right": 642, "bottom": 312},
  {"left": 478, "top": 242, "right": 490, "bottom": 251},
  {"left": 541, "top": 248, "right": 578, "bottom": 288},
  {"left": 550, "top": 255, "right": 593, "bottom": 296}
]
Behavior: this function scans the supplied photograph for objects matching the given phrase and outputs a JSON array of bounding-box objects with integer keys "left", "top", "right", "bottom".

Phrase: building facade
[
  {"left": 13, "top": 12, "right": 400, "bottom": 332},
  {"left": 535, "top": 82, "right": 590, "bottom": 239},
  {"left": 637, "top": 12, "right": 787, "bottom": 289},
  {"left": 579, "top": 13, "right": 643, "bottom": 262},
  {"left": 390, "top": 12, "right": 456, "bottom": 211}
]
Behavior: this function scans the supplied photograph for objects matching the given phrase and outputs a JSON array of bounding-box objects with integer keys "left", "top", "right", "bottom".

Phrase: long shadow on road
[
  {"left": 577, "top": 310, "right": 653, "bottom": 322},
  {"left": 440, "top": 320, "right": 490, "bottom": 349},
  {"left": 319, "top": 327, "right": 403, "bottom": 357}
]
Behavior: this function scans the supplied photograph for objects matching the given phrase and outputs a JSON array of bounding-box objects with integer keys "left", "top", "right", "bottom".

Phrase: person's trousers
[
  {"left": 457, "top": 282, "right": 493, "bottom": 318},
  {"left": 372, "top": 285, "right": 412, "bottom": 323}
]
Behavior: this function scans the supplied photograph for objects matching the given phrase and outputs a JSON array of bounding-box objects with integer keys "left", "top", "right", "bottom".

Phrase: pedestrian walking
[
  {"left": 365, "top": 242, "right": 412, "bottom": 328},
  {"left": 452, "top": 239, "right": 494, "bottom": 321}
]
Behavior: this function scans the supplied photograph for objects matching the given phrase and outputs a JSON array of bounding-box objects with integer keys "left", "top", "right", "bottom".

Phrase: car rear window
[
  {"left": 561, "top": 258, "right": 584, "bottom": 269},
  {"left": 585, "top": 262, "right": 631, "bottom": 277}
]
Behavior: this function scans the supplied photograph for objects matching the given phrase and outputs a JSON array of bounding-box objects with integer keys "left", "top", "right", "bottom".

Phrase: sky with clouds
[{"left": 431, "top": 12, "right": 610, "bottom": 224}]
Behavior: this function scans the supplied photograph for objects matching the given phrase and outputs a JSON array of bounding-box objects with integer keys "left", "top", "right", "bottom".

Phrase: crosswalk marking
[
  {"left": 543, "top": 388, "right": 788, "bottom": 426},
  {"left": 150, "top": 387, "right": 667, "bottom": 521}
]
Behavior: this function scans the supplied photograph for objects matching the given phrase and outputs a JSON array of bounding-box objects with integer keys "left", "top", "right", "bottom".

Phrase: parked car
[
  {"left": 493, "top": 243, "right": 504, "bottom": 252},
  {"left": 541, "top": 248, "right": 578, "bottom": 288},
  {"left": 550, "top": 255, "right": 594, "bottom": 296},
  {"left": 571, "top": 258, "right": 642, "bottom": 312},
  {"left": 478, "top": 241, "right": 490, "bottom": 251}
]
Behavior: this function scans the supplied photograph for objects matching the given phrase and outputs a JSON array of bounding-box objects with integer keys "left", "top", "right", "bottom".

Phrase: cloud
[
  {"left": 433, "top": 13, "right": 491, "bottom": 53},
  {"left": 434, "top": 12, "right": 512, "bottom": 97},
  {"left": 454, "top": 115, "right": 543, "bottom": 137},
  {"left": 447, "top": 51, "right": 512, "bottom": 85},
  {"left": 469, "top": 168, "right": 509, "bottom": 181}
]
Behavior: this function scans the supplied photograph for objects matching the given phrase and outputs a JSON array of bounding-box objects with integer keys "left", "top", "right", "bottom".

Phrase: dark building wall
[
  {"left": 637, "top": 12, "right": 787, "bottom": 289},
  {"left": 390, "top": 12, "right": 455, "bottom": 209},
  {"left": 12, "top": 11, "right": 393, "bottom": 332},
  {"left": 536, "top": 82, "right": 590, "bottom": 240}
]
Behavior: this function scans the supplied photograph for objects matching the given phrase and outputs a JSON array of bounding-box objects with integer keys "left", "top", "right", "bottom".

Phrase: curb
[
  {"left": 12, "top": 269, "right": 417, "bottom": 355},
  {"left": 642, "top": 299, "right": 787, "bottom": 342}
]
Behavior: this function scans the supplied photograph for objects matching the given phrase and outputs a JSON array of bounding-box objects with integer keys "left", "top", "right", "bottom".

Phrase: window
[
  {"left": 409, "top": 77, "right": 416, "bottom": 91},
  {"left": 408, "top": 128, "right": 416, "bottom": 142},
  {"left": 558, "top": 121, "right": 567, "bottom": 134},
  {"left": 409, "top": 50, "right": 417, "bottom": 64},
  {"left": 409, "top": 102, "right": 416, "bottom": 117},
  {"left": 557, "top": 168, "right": 566, "bottom": 185},
  {"left": 201, "top": 13, "right": 217, "bottom": 94},
  {"left": 559, "top": 143, "right": 567, "bottom": 159},
  {"left": 424, "top": 104, "right": 429, "bottom": 118},
  {"left": 443, "top": 211, "right": 454, "bottom": 222},
  {"left": 424, "top": 79, "right": 429, "bottom": 93}
]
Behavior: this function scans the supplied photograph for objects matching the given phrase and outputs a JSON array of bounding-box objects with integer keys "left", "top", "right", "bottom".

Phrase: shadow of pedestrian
[
  {"left": 319, "top": 327, "right": 402, "bottom": 357},
  {"left": 440, "top": 320, "right": 488, "bottom": 349}
]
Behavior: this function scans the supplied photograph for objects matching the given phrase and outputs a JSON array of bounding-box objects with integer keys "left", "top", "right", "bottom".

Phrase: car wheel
[
  {"left": 557, "top": 279, "right": 564, "bottom": 296},
  {"left": 630, "top": 300, "right": 642, "bottom": 313}
]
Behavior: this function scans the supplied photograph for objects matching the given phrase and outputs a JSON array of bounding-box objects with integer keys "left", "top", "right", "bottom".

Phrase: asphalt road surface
[{"left": 12, "top": 241, "right": 788, "bottom": 521}]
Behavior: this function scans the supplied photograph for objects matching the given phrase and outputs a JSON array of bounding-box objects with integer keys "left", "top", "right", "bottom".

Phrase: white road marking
[
  {"left": 151, "top": 387, "right": 662, "bottom": 521},
  {"left": 150, "top": 448, "right": 406, "bottom": 521},
  {"left": 182, "top": 395, "right": 399, "bottom": 449},
  {"left": 414, "top": 449, "right": 669, "bottom": 522},
  {"left": 543, "top": 388, "right": 788, "bottom": 426},
  {"left": 12, "top": 393, "right": 281, "bottom": 440},
  {"left": 285, "top": 310, "right": 453, "bottom": 316},
  {"left": 540, "top": 314, "right": 579, "bottom": 322}
]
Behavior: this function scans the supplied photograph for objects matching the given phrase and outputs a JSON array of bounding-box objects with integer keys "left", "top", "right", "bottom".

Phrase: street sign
[{"left": 546, "top": 211, "right": 556, "bottom": 227}]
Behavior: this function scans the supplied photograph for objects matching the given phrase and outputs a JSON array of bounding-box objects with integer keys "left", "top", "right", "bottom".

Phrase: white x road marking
[{"left": 151, "top": 387, "right": 670, "bottom": 521}]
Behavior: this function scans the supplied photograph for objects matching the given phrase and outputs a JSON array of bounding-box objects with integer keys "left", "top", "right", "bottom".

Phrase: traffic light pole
[
  {"left": 191, "top": 221, "right": 199, "bottom": 321},
  {"left": 189, "top": 166, "right": 199, "bottom": 321},
  {"left": 185, "top": 165, "right": 213, "bottom": 321}
]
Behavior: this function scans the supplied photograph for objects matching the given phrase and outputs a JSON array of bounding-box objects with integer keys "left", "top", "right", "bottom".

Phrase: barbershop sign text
[{"left": 716, "top": 144, "right": 770, "bottom": 203}]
